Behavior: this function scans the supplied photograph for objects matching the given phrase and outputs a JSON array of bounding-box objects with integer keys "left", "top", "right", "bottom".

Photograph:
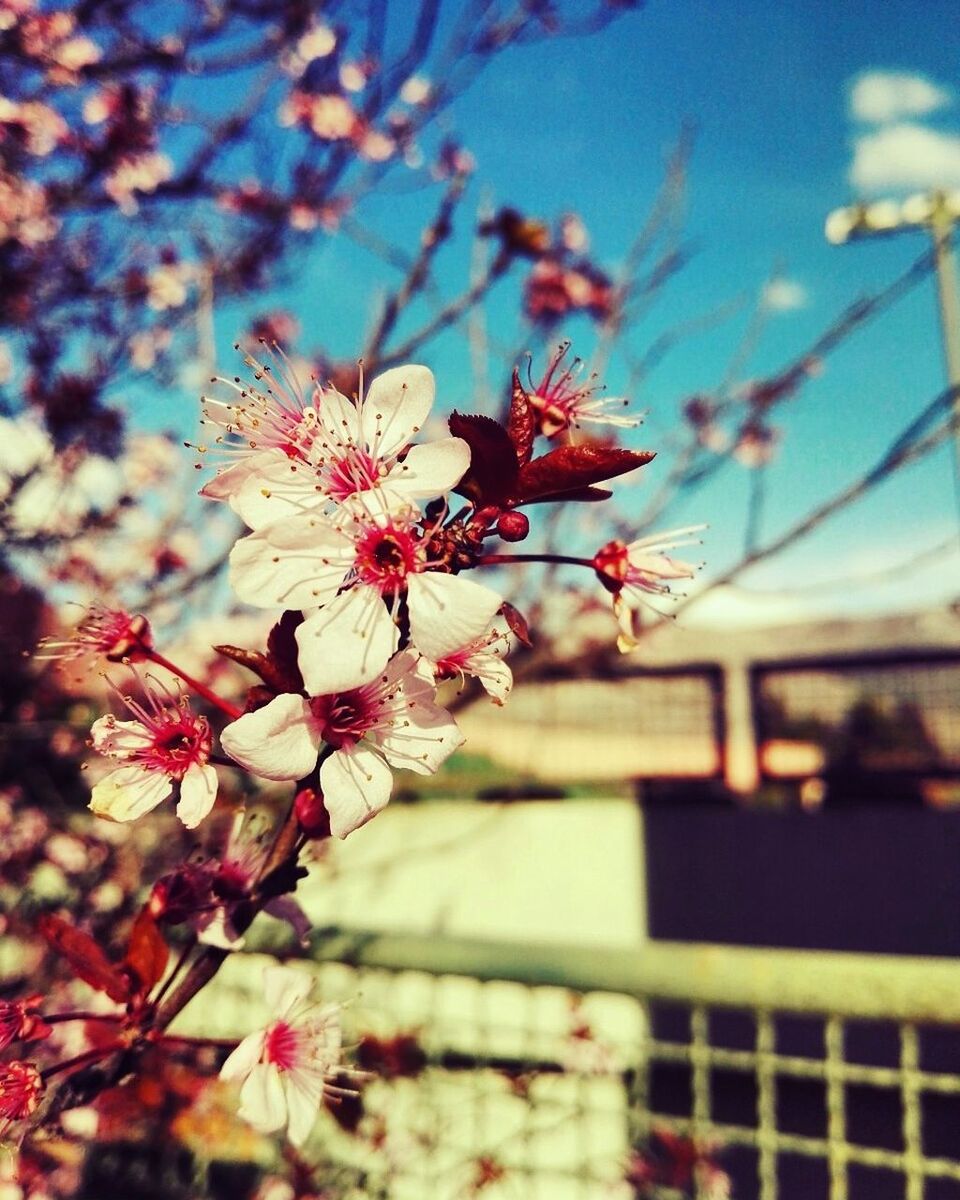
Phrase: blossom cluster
[{"left": 14, "top": 346, "right": 700, "bottom": 1155}]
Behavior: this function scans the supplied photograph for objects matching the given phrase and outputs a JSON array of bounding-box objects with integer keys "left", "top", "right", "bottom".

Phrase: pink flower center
[
  {"left": 264, "top": 1020, "right": 302, "bottom": 1072},
  {"left": 319, "top": 445, "right": 383, "bottom": 502},
  {"left": 310, "top": 691, "right": 377, "bottom": 749},
  {"left": 0, "top": 1061, "right": 42, "bottom": 1120},
  {"left": 140, "top": 711, "right": 211, "bottom": 779},
  {"left": 353, "top": 522, "right": 424, "bottom": 593}
]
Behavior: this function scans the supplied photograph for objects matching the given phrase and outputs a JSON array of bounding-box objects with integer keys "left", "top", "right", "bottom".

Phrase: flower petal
[
  {"left": 220, "top": 1029, "right": 266, "bottom": 1082},
  {"left": 229, "top": 456, "right": 326, "bottom": 529},
  {"left": 238, "top": 1062, "right": 287, "bottom": 1134},
  {"left": 262, "top": 964, "right": 315, "bottom": 1015},
  {"left": 361, "top": 364, "right": 434, "bottom": 456},
  {"left": 384, "top": 437, "right": 470, "bottom": 500},
  {"left": 263, "top": 896, "right": 312, "bottom": 946},
  {"left": 474, "top": 655, "right": 513, "bottom": 704},
  {"left": 229, "top": 514, "right": 353, "bottom": 610},
  {"left": 220, "top": 694, "right": 320, "bottom": 781},
  {"left": 200, "top": 451, "right": 277, "bottom": 506},
  {"left": 175, "top": 763, "right": 218, "bottom": 829},
  {"left": 407, "top": 572, "right": 503, "bottom": 661},
  {"left": 372, "top": 692, "right": 464, "bottom": 775},
  {"left": 90, "top": 765, "right": 172, "bottom": 822},
  {"left": 284, "top": 1072, "right": 325, "bottom": 1147},
  {"left": 320, "top": 746, "right": 393, "bottom": 838},
  {"left": 314, "top": 386, "right": 362, "bottom": 451},
  {"left": 295, "top": 585, "right": 398, "bottom": 695},
  {"left": 89, "top": 717, "right": 152, "bottom": 758}
]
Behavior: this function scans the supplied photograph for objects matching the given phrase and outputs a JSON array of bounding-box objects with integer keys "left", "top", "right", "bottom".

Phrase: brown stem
[{"left": 41, "top": 1043, "right": 123, "bottom": 1083}]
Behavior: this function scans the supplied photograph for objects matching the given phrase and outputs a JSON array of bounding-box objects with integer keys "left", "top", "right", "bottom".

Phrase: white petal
[
  {"left": 175, "top": 763, "right": 218, "bottom": 829},
  {"left": 314, "top": 386, "right": 362, "bottom": 451},
  {"left": 229, "top": 515, "right": 353, "bottom": 610},
  {"left": 296, "top": 585, "right": 398, "bottom": 695},
  {"left": 220, "top": 1029, "right": 266, "bottom": 1082},
  {"left": 90, "top": 765, "right": 172, "bottom": 822},
  {"left": 384, "top": 437, "right": 470, "bottom": 500},
  {"left": 199, "top": 451, "right": 277, "bottom": 504},
  {"left": 89, "top": 717, "right": 151, "bottom": 758},
  {"left": 475, "top": 657, "right": 513, "bottom": 700},
  {"left": 372, "top": 696, "right": 464, "bottom": 775},
  {"left": 238, "top": 1062, "right": 287, "bottom": 1134},
  {"left": 284, "top": 1074, "right": 324, "bottom": 1147},
  {"left": 263, "top": 963, "right": 314, "bottom": 1014},
  {"left": 230, "top": 457, "right": 326, "bottom": 529},
  {"left": 320, "top": 746, "right": 393, "bottom": 838},
  {"left": 407, "top": 573, "right": 504, "bottom": 660},
  {"left": 361, "top": 364, "right": 434, "bottom": 456},
  {"left": 220, "top": 694, "right": 320, "bottom": 781}
]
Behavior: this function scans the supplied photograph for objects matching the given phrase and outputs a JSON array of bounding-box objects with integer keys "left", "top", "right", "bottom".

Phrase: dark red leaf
[
  {"left": 123, "top": 909, "right": 169, "bottom": 997},
  {"left": 507, "top": 370, "right": 535, "bottom": 467},
  {"left": 215, "top": 611, "right": 304, "bottom": 695},
  {"left": 519, "top": 485, "right": 612, "bottom": 505},
  {"left": 39, "top": 915, "right": 131, "bottom": 1004},
  {"left": 500, "top": 602, "right": 532, "bottom": 648},
  {"left": 516, "top": 445, "right": 654, "bottom": 502},
  {"left": 449, "top": 411, "right": 518, "bottom": 506}
]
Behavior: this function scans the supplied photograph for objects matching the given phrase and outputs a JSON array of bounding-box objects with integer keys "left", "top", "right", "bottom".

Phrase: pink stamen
[{"left": 264, "top": 1021, "right": 302, "bottom": 1072}]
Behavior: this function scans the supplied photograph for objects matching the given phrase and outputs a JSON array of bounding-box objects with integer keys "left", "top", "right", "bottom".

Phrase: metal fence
[
  {"left": 192, "top": 931, "right": 960, "bottom": 1200},
  {"left": 751, "top": 651, "right": 960, "bottom": 787}
]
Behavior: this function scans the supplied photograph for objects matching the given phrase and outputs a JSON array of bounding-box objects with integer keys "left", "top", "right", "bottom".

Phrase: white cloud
[
  {"left": 761, "top": 278, "right": 809, "bottom": 313},
  {"left": 849, "top": 122, "right": 960, "bottom": 192},
  {"left": 850, "top": 71, "right": 952, "bottom": 124}
]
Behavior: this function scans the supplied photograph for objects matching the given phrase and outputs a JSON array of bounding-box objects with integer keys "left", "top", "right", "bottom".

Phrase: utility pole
[{"left": 825, "top": 190, "right": 960, "bottom": 480}]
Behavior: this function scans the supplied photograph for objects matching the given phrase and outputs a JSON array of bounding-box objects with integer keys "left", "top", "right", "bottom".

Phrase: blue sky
[{"left": 194, "top": 2, "right": 960, "bottom": 623}]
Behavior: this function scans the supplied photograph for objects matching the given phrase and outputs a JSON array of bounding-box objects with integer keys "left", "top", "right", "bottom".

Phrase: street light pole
[{"left": 825, "top": 190, "right": 960, "bottom": 479}]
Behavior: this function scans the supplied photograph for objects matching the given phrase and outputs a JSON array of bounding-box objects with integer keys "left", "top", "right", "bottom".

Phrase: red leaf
[
  {"left": 123, "top": 909, "right": 169, "bottom": 997},
  {"left": 507, "top": 370, "right": 535, "bottom": 467},
  {"left": 39, "top": 915, "right": 131, "bottom": 1004},
  {"left": 449, "top": 411, "right": 518, "bottom": 506},
  {"left": 500, "top": 602, "right": 532, "bottom": 648},
  {"left": 214, "top": 611, "right": 304, "bottom": 695},
  {"left": 516, "top": 445, "right": 654, "bottom": 502},
  {"left": 520, "top": 485, "right": 612, "bottom": 505}
]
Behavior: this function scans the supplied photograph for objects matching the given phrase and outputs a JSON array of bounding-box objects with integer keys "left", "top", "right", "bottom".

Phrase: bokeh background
[{"left": 3, "top": 2, "right": 960, "bottom": 1198}]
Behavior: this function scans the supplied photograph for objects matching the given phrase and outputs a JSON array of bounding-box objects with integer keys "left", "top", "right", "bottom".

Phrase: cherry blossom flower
[
  {"left": 220, "top": 651, "right": 463, "bottom": 838},
  {"left": 219, "top": 965, "right": 343, "bottom": 1146},
  {"left": 0, "top": 96, "right": 67, "bottom": 156},
  {"left": 202, "top": 810, "right": 311, "bottom": 949},
  {"left": 197, "top": 346, "right": 320, "bottom": 527},
  {"left": 524, "top": 258, "right": 615, "bottom": 324},
  {"left": 36, "top": 605, "right": 152, "bottom": 664},
  {"left": 104, "top": 151, "right": 174, "bottom": 215},
  {"left": 527, "top": 342, "right": 638, "bottom": 438},
  {"left": 0, "top": 1062, "right": 43, "bottom": 1132},
  {"left": 426, "top": 622, "right": 513, "bottom": 705},
  {"left": 593, "top": 527, "right": 703, "bottom": 650},
  {"left": 733, "top": 420, "right": 780, "bottom": 467},
  {"left": 279, "top": 90, "right": 357, "bottom": 140},
  {"left": 88, "top": 677, "right": 217, "bottom": 829},
  {"left": 0, "top": 169, "right": 58, "bottom": 246},
  {"left": 146, "top": 260, "right": 192, "bottom": 311},
  {"left": 230, "top": 503, "right": 503, "bottom": 694},
  {"left": 203, "top": 360, "right": 469, "bottom": 529},
  {"left": 0, "top": 997, "right": 49, "bottom": 1052}
]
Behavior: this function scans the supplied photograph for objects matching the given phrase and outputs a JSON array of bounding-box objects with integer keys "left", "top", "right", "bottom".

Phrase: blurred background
[{"left": 3, "top": 2, "right": 960, "bottom": 1197}]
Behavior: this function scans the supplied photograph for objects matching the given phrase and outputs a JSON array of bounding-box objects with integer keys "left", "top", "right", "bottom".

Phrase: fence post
[{"left": 723, "top": 658, "right": 760, "bottom": 795}]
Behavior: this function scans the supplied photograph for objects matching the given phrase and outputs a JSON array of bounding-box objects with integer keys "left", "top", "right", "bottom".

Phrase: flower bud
[
  {"left": 295, "top": 788, "right": 331, "bottom": 840},
  {"left": 496, "top": 511, "right": 529, "bottom": 543}
]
